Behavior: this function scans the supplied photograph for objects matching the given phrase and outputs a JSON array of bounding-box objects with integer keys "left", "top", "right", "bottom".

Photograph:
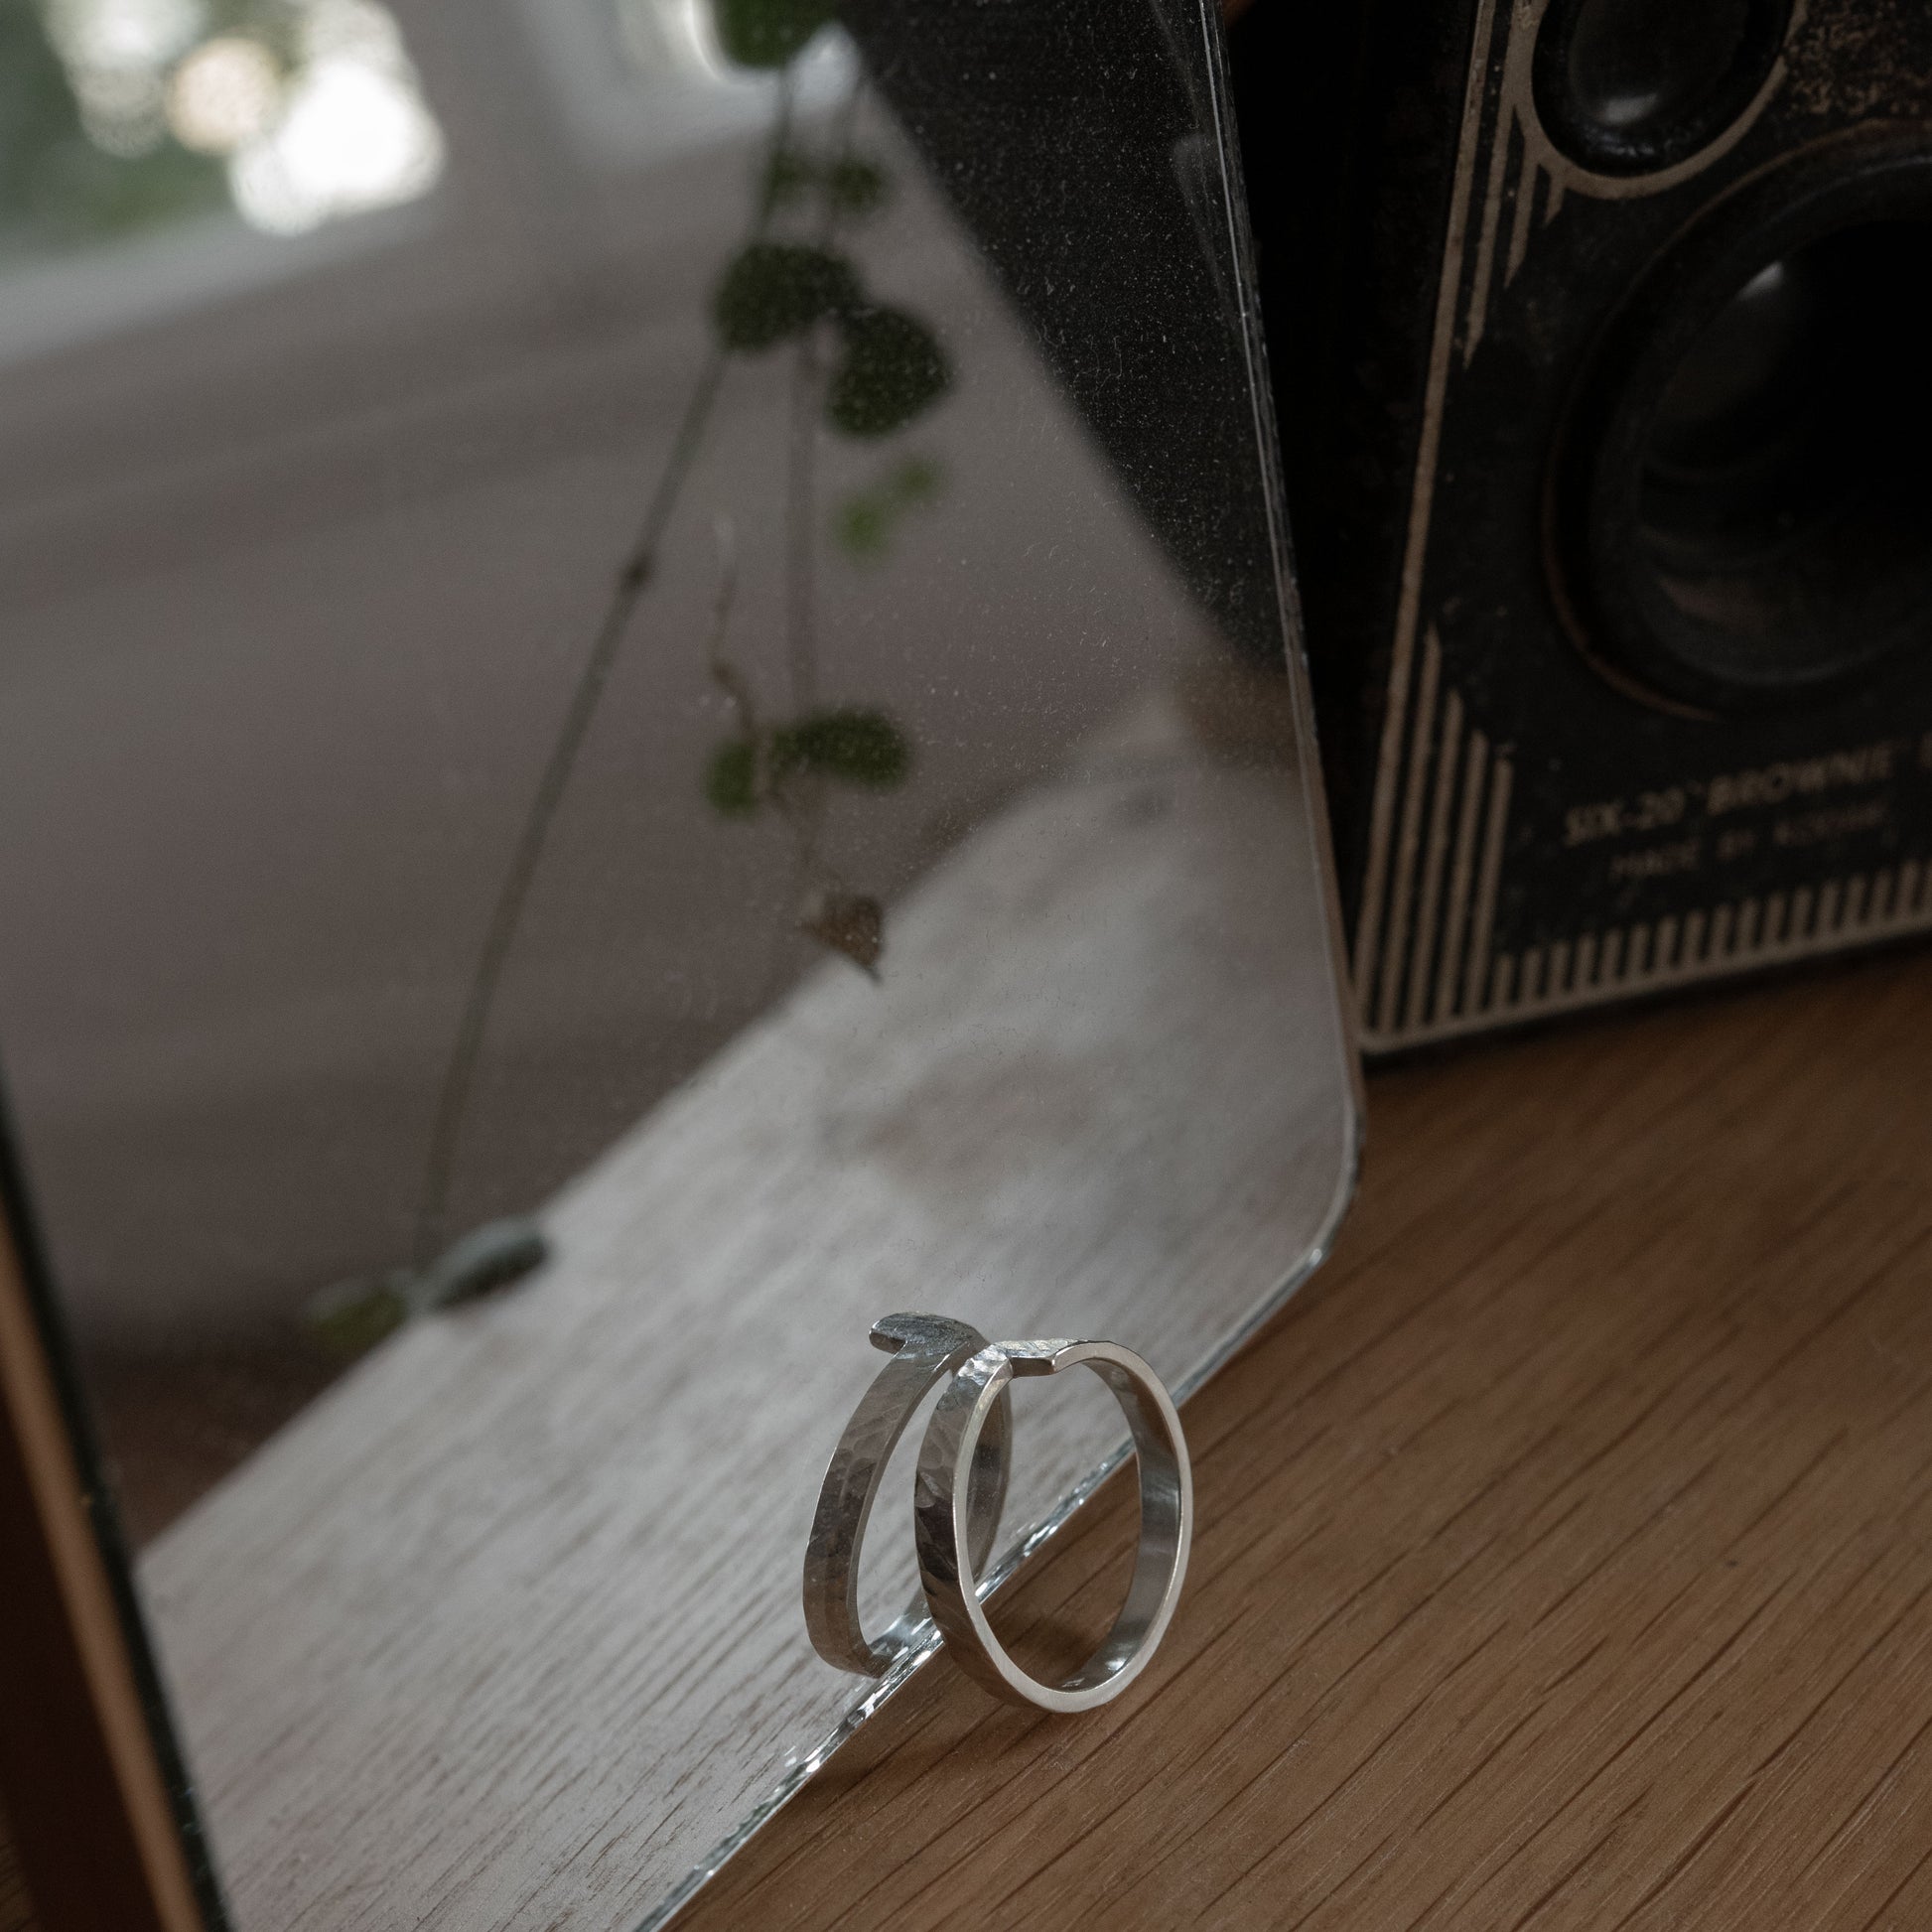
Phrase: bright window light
[
  {"left": 227, "top": 2, "right": 444, "bottom": 235},
  {"left": 29, "top": 0, "right": 444, "bottom": 244},
  {"left": 166, "top": 36, "right": 283, "bottom": 155}
]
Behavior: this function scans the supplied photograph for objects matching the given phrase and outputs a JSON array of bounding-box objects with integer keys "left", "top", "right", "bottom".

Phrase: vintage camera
[{"left": 1232, "top": 0, "right": 1932, "bottom": 1049}]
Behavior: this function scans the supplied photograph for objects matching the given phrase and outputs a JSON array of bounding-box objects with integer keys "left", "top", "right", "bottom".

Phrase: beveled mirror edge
[{"left": 1202, "top": 0, "right": 1369, "bottom": 1147}]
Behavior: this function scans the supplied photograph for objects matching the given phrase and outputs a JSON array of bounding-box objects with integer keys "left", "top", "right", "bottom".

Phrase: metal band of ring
[
  {"left": 803, "top": 1312, "right": 1013, "bottom": 1677},
  {"left": 914, "top": 1338, "right": 1191, "bottom": 1714}
]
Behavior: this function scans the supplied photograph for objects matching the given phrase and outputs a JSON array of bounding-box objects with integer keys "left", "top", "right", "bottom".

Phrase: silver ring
[
  {"left": 803, "top": 1312, "right": 1013, "bottom": 1676},
  {"left": 915, "top": 1338, "right": 1191, "bottom": 1713}
]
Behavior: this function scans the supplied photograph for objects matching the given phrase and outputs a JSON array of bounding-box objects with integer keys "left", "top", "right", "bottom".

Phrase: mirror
[{"left": 0, "top": 0, "right": 1358, "bottom": 1922}]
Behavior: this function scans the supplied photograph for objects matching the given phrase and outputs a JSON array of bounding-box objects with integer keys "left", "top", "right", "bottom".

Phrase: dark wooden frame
[{"left": 0, "top": 1105, "right": 217, "bottom": 1932}]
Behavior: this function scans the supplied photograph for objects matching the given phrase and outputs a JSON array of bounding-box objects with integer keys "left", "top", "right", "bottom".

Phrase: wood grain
[{"left": 677, "top": 946, "right": 1932, "bottom": 1931}]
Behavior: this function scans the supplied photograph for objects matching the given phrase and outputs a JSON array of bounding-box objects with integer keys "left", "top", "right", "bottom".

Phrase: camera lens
[
  {"left": 1534, "top": 0, "right": 1791, "bottom": 177},
  {"left": 1552, "top": 134, "right": 1932, "bottom": 713}
]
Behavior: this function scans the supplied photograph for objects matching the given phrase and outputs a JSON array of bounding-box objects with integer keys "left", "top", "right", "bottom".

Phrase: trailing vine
[
  {"left": 321, "top": 3, "right": 953, "bottom": 1345},
  {"left": 701, "top": 66, "right": 948, "bottom": 979}
]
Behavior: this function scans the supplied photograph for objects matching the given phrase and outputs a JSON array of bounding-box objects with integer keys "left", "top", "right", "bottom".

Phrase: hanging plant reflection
[{"left": 349, "top": 0, "right": 956, "bottom": 1350}]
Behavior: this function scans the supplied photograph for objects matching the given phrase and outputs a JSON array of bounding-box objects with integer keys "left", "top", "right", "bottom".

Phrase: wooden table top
[{"left": 677, "top": 947, "right": 1932, "bottom": 1931}]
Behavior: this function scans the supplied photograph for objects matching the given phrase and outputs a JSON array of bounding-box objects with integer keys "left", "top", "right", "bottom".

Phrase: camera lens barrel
[
  {"left": 1533, "top": 0, "right": 1794, "bottom": 178},
  {"left": 1549, "top": 126, "right": 1932, "bottom": 715}
]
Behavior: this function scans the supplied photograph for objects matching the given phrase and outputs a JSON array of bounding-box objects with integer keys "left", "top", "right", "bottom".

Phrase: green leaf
[
  {"left": 712, "top": 0, "right": 835, "bottom": 69},
  {"left": 833, "top": 492, "right": 892, "bottom": 560},
  {"left": 412, "top": 1218, "right": 549, "bottom": 1312},
  {"left": 826, "top": 155, "right": 891, "bottom": 217},
  {"left": 705, "top": 738, "right": 762, "bottom": 815},
  {"left": 773, "top": 708, "right": 910, "bottom": 788},
  {"left": 713, "top": 241, "right": 860, "bottom": 352},
  {"left": 888, "top": 455, "right": 943, "bottom": 505},
  {"left": 763, "top": 146, "right": 815, "bottom": 208},
  {"left": 826, "top": 308, "right": 950, "bottom": 437},
  {"left": 305, "top": 1280, "right": 408, "bottom": 1361},
  {"left": 832, "top": 457, "right": 944, "bottom": 562},
  {"left": 761, "top": 149, "right": 889, "bottom": 218}
]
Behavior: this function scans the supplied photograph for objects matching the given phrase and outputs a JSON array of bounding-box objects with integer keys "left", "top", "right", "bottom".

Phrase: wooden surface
[
  {"left": 679, "top": 945, "right": 1932, "bottom": 1931},
  {"left": 137, "top": 695, "right": 1355, "bottom": 1932}
]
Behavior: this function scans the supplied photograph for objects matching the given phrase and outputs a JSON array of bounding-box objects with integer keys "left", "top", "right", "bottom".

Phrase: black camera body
[{"left": 1234, "top": 0, "right": 1932, "bottom": 1049}]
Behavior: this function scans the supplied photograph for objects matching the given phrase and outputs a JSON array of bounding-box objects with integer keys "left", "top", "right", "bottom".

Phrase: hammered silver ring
[{"left": 802, "top": 1312, "right": 1013, "bottom": 1677}]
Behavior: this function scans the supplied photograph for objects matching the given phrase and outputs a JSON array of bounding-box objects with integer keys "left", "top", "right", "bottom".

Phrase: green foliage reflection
[{"left": 0, "top": 5, "right": 224, "bottom": 259}]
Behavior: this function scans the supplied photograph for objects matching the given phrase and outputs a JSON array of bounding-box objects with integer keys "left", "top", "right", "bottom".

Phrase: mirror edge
[{"left": 0, "top": 1081, "right": 226, "bottom": 1932}]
